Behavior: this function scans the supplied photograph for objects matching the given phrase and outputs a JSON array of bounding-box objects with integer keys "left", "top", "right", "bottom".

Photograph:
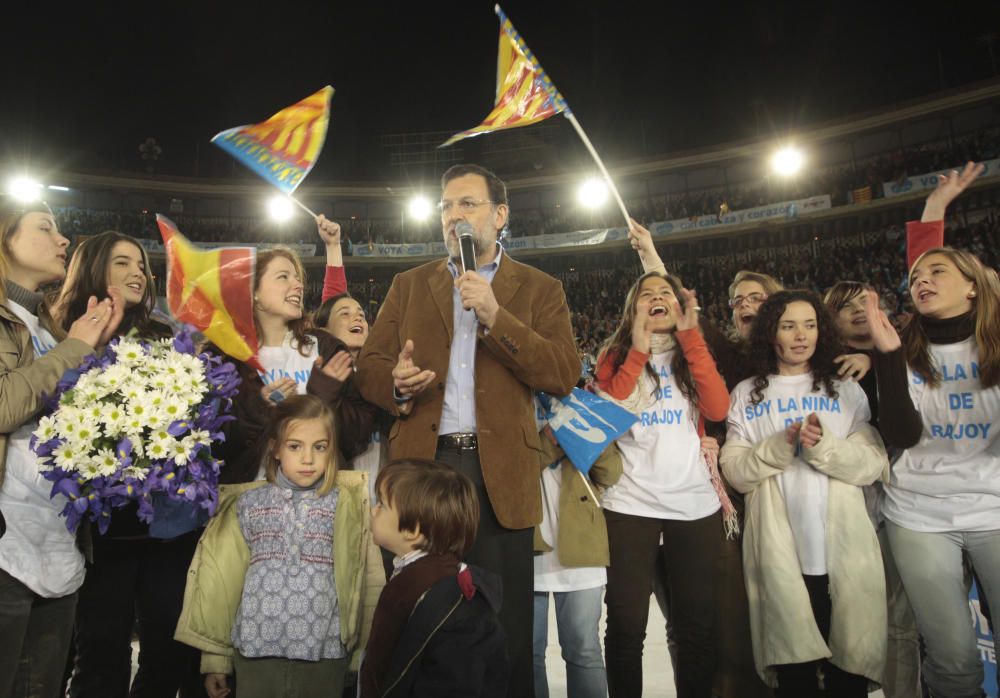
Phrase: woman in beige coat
[
  {"left": 0, "top": 202, "right": 122, "bottom": 698},
  {"left": 721, "top": 290, "right": 889, "bottom": 696}
]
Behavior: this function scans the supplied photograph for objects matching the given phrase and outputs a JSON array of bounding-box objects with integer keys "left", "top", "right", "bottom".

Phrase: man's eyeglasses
[
  {"left": 728, "top": 292, "right": 767, "bottom": 308},
  {"left": 437, "top": 198, "right": 494, "bottom": 215}
]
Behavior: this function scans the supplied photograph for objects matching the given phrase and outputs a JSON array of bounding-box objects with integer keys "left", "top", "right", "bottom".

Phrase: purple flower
[
  {"left": 166, "top": 420, "right": 190, "bottom": 438},
  {"left": 173, "top": 331, "right": 196, "bottom": 355},
  {"left": 116, "top": 438, "right": 134, "bottom": 470}
]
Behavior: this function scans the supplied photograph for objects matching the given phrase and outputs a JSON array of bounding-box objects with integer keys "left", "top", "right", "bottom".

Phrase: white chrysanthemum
[
  {"left": 74, "top": 373, "right": 112, "bottom": 405},
  {"left": 188, "top": 429, "right": 212, "bottom": 447},
  {"left": 78, "top": 459, "right": 104, "bottom": 481},
  {"left": 130, "top": 439, "right": 145, "bottom": 459},
  {"left": 159, "top": 355, "right": 189, "bottom": 381},
  {"left": 52, "top": 442, "right": 81, "bottom": 471},
  {"left": 113, "top": 340, "right": 147, "bottom": 366},
  {"left": 171, "top": 439, "right": 194, "bottom": 466},
  {"left": 123, "top": 466, "right": 147, "bottom": 481},
  {"left": 73, "top": 420, "right": 102, "bottom": 446},
  {"left": 147, "top": 370, "right": 171, "bottom": 391},
  {"left": 83, "top": 403, "right": 105, "bottom": 422},
  {"left": 159, "top": 396, "right": 190, "bottom": 423},
  {"left": 33, "top": 415, "right": 59, "bottom": 443},
  {"left": 146, "top": 439, "right": 171, "bottom": 460},
  {"left": 175, "top": 353, "right": 205, "bottom": 377},
  {"left": 123, "top": 413, "right": 147, "bottom": 439},
  {"left": 55, "top": 407, "right": 86, "bottom": 440},
  {"left": 125, "top": 395, "right": 157, "bottom": 429},
  {"left": 96, "top": 366, "right": 127, "bottom": 394},
  {"left": 121, "top": 381, "right": 145, "bottom": 403},
  {"left": 148, "top": 390, "right": 169, "bottom": 409},
  {"left": 92, "top": 450, "right": 120, "bottom": 477},
  {"left": 144, "top": 411, "right": 168, "bottom": 431},
  {"left": 100, "top": 404, "right": 128, "bottom": 434}
]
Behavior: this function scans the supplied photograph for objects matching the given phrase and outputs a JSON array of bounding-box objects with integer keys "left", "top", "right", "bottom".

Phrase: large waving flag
[
  {"left": 536, "top": 388, "right": 636, "bottom": 475},
  {"left": 211, "top": 86, "right": 333, "bottom": 195},
  {"left": 157, "top": 215, "right": 261, "bottom": 371},
  {"left": 441, "top": 6, "right": 569, "bottom": 147}
]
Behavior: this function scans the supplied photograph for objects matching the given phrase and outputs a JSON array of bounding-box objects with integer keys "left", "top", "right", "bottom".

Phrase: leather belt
[{"left": 437, "top": 433, "right": 479, "bottom": 451}]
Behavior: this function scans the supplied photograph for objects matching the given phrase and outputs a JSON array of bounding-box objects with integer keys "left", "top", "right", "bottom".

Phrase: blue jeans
[
  {"left": 886, "top": 521, "right": 1000, "bottom": 698},
  {"left": 533, "top": 587, "right": 607, "bottom": 698}
]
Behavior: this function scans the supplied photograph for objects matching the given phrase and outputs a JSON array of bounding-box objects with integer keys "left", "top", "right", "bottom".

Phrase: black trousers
[
  {"left": 0, "top": 568, "right": 77, "bottom": 698},
  {"left": 773, "top": 575, "right": 868, "bottom": 698},
  {"left": 604, "top": 509, "right": 722, "bottom": 698},
  {"left": 69, "top": 531, "right": 205, "bottom": 698},
  {"left": 436, "top": 445, "right": 534, "bottom": 698}
]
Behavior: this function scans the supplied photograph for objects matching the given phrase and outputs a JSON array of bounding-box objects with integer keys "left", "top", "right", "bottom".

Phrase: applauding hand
[
  {"left": 800, "top": 413, "right": 823, "bottom": 449},
  {"left": 864, "top": 291, "right": 902, "bottom": 354},
  {"left": 672, "top": 287, "right": 701, "bottom": 333}
]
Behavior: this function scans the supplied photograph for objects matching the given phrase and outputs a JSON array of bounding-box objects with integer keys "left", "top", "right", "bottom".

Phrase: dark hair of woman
[
  {"left": 747, "top": 289, "right": 844, "bottom": 405},
  {"left": 598, "top": 270, "right": 698, "bottom": 405},
  {"left": 313, "top": 292, "right": 353, "bottom": 330},
  {"left": 51, "top": 231, "right": 161, "bottom": 338}
]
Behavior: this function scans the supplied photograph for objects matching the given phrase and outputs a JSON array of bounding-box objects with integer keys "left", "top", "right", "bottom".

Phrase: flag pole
[
  {"left": 289, "top": 195, "right": 318, "bottom": 219},
  {"left": 563, "top": 112, "right": 631, "bottom": 227}
]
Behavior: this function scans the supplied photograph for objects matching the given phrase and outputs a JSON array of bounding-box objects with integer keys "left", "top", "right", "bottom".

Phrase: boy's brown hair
[{"left": 375, "top": 458, "right": 479, "bottom": 557}]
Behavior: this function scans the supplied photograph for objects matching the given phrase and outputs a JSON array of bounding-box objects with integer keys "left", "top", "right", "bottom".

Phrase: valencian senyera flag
[
  {"left": 211, "top": 86, "right": 333, "bottom": 195},
  {"left": 441, "top": 5, "right": 569, "bottom": 147},
  {"left": 157, "top": 215, "right": 261, "bottom": 371}
]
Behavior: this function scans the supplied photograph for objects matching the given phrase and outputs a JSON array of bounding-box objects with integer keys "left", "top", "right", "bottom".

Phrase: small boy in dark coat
[{"left": 360, "top": 458, "right": 508, "bottom": 698}]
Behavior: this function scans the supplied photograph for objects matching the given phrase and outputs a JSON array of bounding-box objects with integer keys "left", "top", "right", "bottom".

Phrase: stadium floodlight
[
  {"left": 771, "top": 147, "right": 804, "bottom": 176},
  {"left": 577, "top": 178, "right": 609, "bottom": 209},
  {"left": 267, "top": 195, "right": 294, "bottom": 223},
  {"left": 8, "top": 177, "right": 43, "bottom": 203},
  {"left": 408, "top": 196, "right": 433, "bottom": 221}
]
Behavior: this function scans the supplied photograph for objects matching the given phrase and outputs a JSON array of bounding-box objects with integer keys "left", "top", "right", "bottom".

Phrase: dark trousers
[
  {"left": 436, "top": 445, "right": 533, "bottom": 698},
  {"left": 69, "top": 531, "right": 205, "bottom": 698},
  {"left": 604, "top": 509, "right": 722, "bottom": 698},
  {"left": 0, "top": 568, "right": 77, "bottom": 698},
  {"left": 652, "top": 516, "right": 773, "bottom": 698},
  {"left": 773, "top": 575, "right": 868, "bottom": 698}
]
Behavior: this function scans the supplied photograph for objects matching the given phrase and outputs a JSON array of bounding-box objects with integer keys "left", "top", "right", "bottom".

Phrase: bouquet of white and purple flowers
[{"left": 31, "top": 329, "right": 240, "bottom": 534}]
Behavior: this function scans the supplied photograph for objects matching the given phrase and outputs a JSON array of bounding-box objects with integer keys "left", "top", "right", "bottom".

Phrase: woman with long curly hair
[
  {"left": 865, "top": 227, "right": 1000, "bottom": 695},
  {"left": 595, "top": 270, "right": 732, "bottom": 698},
  {"left": 721, "top": 290, "right": 889, "bottom": 697}
]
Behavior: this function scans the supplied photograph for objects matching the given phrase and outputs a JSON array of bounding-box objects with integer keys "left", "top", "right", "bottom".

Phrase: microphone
[{"left": 456, "top": 221, "right": 478, "bottom": 274}]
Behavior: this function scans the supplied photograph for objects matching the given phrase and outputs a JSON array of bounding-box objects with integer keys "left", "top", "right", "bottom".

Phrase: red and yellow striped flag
[
  {"left": 211, "top": 86, "right": 333, "bottom": 195},
  {"left": 441, "top": 6, "right": 570, "bottom": 147},
  {"left": 157, "top": 215, "right": 261, "bottom": 370}
]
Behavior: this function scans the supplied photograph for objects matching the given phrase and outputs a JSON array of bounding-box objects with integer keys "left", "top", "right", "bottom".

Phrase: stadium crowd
[{"left": 51, "top": 126, "right": 1000, "bottom": 249}]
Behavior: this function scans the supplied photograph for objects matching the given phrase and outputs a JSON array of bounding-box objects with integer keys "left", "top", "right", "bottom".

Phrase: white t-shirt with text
[
  {"left": 727, "top": 374, "right": 870, "bottom": 575},
  {"left": 884, "top": 339, "right": 1000, "bottom": 532},
  {"left": 603, "top": 350, "right": 720, "bottom": 521}
]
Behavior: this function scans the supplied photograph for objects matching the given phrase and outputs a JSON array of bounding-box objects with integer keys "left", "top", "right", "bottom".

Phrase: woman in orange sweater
[{"left": 595, "top": 270, "right": 732, "bottom": 698}]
